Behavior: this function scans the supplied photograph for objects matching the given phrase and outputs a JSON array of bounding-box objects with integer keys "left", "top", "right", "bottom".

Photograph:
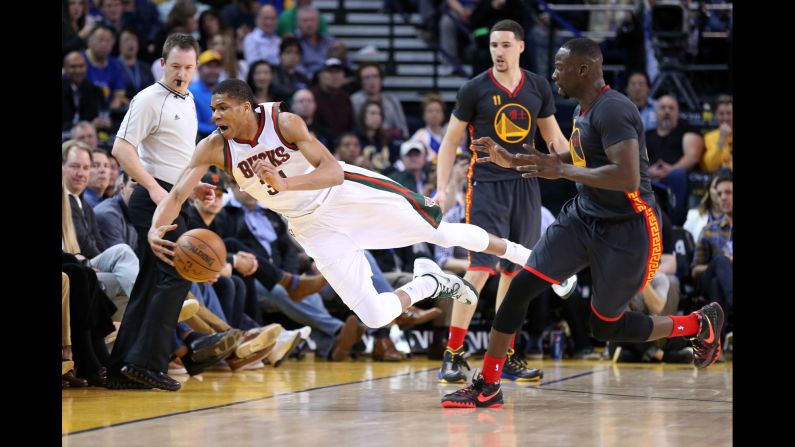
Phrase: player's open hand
[
  {"left": 472, "top": 137, "right": 531, "bottom": 168},
  {"left": 515, "top": 144, "right": 565, "bottom": 180},
  {"left": 148, "top": 224, "right": 178, "bottom": 266},
  {"left": 252, "top": 158, "right": 288, "bottom": 192}
]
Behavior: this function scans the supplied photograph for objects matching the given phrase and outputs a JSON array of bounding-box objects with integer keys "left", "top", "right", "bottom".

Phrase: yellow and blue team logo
[
  {"left": 569, "top": 126, "right": 586, "bottom": 167},
  {"left": 493, "top": 103, "right": 531, "bottom": 144}
]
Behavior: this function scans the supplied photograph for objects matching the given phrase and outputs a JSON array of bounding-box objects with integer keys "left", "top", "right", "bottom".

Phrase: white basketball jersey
[{"left": 223, "top": 102, "right": 332, "bottom": 218}]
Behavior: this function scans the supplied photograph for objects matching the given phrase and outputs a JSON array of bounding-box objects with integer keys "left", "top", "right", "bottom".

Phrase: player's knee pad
[
  {"left": 492, "top": 269, "right": 550, "bottom": 333},
  {"left": 589, "top": 311, "right": 653, "bottom": 342},
  {"left": 589, "top": 314, "right": 623, "bottom": 341}
]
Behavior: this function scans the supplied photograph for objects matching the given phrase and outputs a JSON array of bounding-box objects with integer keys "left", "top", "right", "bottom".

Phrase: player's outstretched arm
[
  {"left": 254, "top": 111, "right": 343, "bottom": 192},
  {"left": 148, "top": 134, "right": 225, "bottom": 265},
  {"left": 516, "top": 138, "right": 640, "bottom": 192}
]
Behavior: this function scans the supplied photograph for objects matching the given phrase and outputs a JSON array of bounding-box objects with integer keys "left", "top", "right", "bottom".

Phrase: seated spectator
[
  {"left": 645, "top": 94, "right": 704, "bottom": 225},
  {"left": 271, "top": 36, "right": 310, "bottom": 100},
  {"left": 71, "top": 121, "right": 100, "bottom": 149},
  {"left": 700, "top": 95, "right": 732, "bottom": 174},
  {"left": 84, "top": 148, "right": 111, "bottom": 208},
  {"left": 691, "top": 173, "right": 733, "bottom": 340},
  {"left": 355, "top": 100, "right": 402, "bottom": 173},
  {"left": 62, "top": 140, "right": 139, "bottom": 320},
  {"left": 95, "top": 172, "right": 138, "bottom": 250},
  {"left": 62, "top": 183, "right": 117, "bottom": 387},
  {"left": 151, "top": 0, "right": 198, "bottom": 80},
  {"left": 63, "top": 51, "right": 109, "bottom": 133},
  {"left": 334, "top": 132, "right": 367, "bottom": 167},
  {"left": 97, "top": 0, "right": 127, "bottom": 36},
  {"left": 310, "top": 58, "right": 355, "bottom": 144},
  {"left": 118, "top": 27, "right": 155, "bottom": 100},
  {"left": 295, "top": 5, "right": 335, "bottom": 78},
  {"left": 62, "top": 253, "right": 118, "bottom": 387},
  {"left": 63, "top": 0, "right": 96, "bottom": 57},
  {"left": 103, "top": 153, "right": 121, "bottom": 199},
  {"left": 247, "top": 60, "right": 278, "bottom": 104},
  {"left": 277, "top": 0, "right": 329, "bottom": 37},
  {"left": 291, "top": 88, "right": 331, "bottom": 148},
  {"left": 326, "top": 41, "right": 355, "bottom": 92},
  {"left": 197, "top": 8, "right": 224, "bottom": 54},
  {"left": 190, "top": 50, "right": 225, "bottom": 139},
  {"left": 219, "top": 0, "right": 259, "bottom": 34},
  {"left": 351, "top": 62, "right": 408, "bottom": 139},
  {"left": 83, "top": 24, "right": 129, "bottom": 110},
  {"left": 625, "top": 71, "right": 657, "bottom": 131},
  {"left": 209, "top": 31, "right": 249, "bottom": 82},
  {"left": 389, "top": 141, "right": 429, "bottom": 193},
  {"left": 683, "top": 172, "right": 727, "bottom": 242},
  {"left": 409, "top": 93, "right": 465, "bottom": 161},
  {"left": 243, "top": 4, "right": 281, "bottom": 66}
]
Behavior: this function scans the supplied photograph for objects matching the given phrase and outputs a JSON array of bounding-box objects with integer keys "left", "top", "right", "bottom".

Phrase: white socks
[
  {"left": 500, "top": 238, "right": 532, "bottom": 266},
  {"left": 397, "top": 276, "right": 439, "bottom": 304}
]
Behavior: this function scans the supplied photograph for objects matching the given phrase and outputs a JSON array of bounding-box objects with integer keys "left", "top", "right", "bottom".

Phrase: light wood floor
[{"left": 62, "top": 356, "right": 732, "bottom": 446}]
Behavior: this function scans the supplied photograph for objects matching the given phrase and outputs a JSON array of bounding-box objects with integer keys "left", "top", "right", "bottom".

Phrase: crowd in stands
[{"left": 61, "top": 0, "right": 732, "bottom": 388}]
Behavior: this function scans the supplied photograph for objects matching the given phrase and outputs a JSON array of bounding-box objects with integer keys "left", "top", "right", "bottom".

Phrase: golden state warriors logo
[
  {"left": 570, "top": 124, "right": 587, "bottom": 167},
  {"left": 493, "top": 104, "right": 531, "bottom": 144}
]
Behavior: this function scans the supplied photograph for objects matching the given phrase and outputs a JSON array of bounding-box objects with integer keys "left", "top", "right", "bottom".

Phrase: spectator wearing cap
[
  {"left": 189, "top": 50, "right": 224, "bottom": 139},
  {"left": 295, "top": 6, "right": 336, "bottom": 78},
  {"left": 350, "top": 62, "right": 409, "bottom": 139},
  {"left": 271, "top": 37, "right": 310, "bottom": 100},
  {"left": 243, "top": 4, "right": 281, "bottom": 67},
  {"left": 310, "top": 58, "right": 354, "bottom": 144},
  {"left": 388, "top": 141, "right": 429, "bottom": 194}
]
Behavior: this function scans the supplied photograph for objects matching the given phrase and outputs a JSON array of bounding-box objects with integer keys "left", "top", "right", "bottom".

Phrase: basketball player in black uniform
[
  {"left": 435, "top": 19, "right": 576, "bottom": 383},
  {"left": 442, "top": 38, "right": 724, "bottom": 408}
]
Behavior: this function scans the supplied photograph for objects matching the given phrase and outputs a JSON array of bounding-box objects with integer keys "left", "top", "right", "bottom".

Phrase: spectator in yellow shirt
[{"left": 701, "top": 95, "right": 732, "bottom": 173}]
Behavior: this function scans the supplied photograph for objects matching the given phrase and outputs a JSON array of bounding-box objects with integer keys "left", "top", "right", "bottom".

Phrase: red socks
[
  {"left": 482, "top": 354, "right": 506, "bottom": 384},
  {"left": 448, "top": 326, "right": 467, "bottom": 350},
  {"left": 669, "top": 314, "right": 700, "bottom": 338}
]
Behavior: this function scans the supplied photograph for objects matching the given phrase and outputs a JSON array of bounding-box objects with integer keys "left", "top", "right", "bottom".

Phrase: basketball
[{"left": 173, "top": 229, "right": 227, "bottom": 282}]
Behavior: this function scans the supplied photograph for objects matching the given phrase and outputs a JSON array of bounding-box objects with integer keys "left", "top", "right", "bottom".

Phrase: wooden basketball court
[{"left": 62, "top": 356, "right": 732, "bottom": 446}]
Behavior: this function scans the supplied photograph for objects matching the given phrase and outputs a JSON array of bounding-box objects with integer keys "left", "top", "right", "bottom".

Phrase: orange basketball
[{"left": 173, "top": 228, "right": 227, "bottom": 282}]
